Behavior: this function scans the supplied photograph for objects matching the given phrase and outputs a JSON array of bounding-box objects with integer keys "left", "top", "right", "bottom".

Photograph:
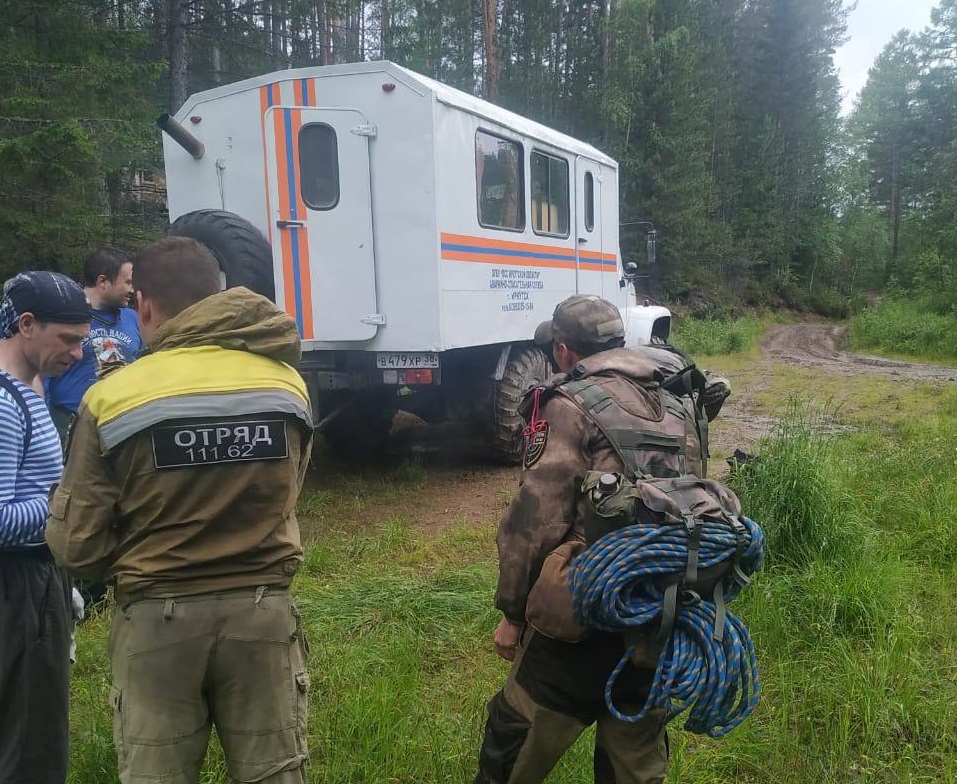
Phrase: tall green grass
[
  {"left": 671, "top": 316, "right": 763, "bottom": 356},
  {"left": 67, "top": 390, "right": 957, "bottom": 783},
  {"left": 851, "top": 299, "right": 957, "bottom": 362},
  {"left": 722, "top": 397, "right": 957, "bottom": 783}
]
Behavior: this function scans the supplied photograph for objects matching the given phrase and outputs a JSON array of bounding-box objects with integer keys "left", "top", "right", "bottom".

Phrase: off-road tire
[
  {"left": 169, "top": 210, "right": 275, "bottom": 300},
  {"left": 491, "top": 345, "right": 551, "bottom": 464}
]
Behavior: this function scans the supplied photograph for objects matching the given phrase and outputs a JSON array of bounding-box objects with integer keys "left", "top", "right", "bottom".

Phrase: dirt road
[
  {"left": 759, "top": 324, "right": 957, "bottom": 382},
  {"left": 708, "top": 323, "right": 957, "bottom": 466}
]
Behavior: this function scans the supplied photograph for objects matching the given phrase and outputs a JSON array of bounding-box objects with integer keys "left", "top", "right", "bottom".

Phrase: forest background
[{"left": 2, "top": 0, "right": 956, "bottom": 319}]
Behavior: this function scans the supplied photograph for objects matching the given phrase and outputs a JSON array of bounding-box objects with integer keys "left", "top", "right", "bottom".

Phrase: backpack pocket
[{"left": 525, "top": 535, "right": 591, "bottom": 642}]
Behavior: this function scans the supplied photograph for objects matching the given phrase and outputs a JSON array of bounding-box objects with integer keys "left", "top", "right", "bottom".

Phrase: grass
[
  {"left": 851, "top": 299, "right": 957, "bottom": 362},
  {"left": 719, "top": 393, "right": 957, "bottom": 783},
  {"left": 66, "top": 330, "right": 957, "bottom": 783},
  {"left": 671, "top": 316, "right": 764, "bottom": 356}
]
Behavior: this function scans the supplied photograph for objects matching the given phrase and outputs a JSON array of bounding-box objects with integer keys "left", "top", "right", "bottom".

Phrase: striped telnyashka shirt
[{"left": 0, "top": 370, "right": 63, "bottom": 548}]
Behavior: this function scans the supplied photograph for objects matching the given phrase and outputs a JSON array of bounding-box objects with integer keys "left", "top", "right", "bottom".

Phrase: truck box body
[{"left": 163, "top": 61, "right": 659, "bottom": 356}]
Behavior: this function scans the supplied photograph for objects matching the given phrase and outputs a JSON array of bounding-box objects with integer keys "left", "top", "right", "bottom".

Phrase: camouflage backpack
[
  {"left": 546, "top": 349, "right": 711, "bottom": 477},
  {"left": 577, "top": 470, "right": 757, "bottom": 648},
  {"left": 559, "top": 355, "right": 756, "bottom": 649},
  {"left": 523, "top": 349, "right": 718, "bottom": 642}
]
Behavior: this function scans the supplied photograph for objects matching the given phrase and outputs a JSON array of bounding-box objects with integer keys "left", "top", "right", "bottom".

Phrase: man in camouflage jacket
[{"left": 474, "top": 295, "right": 725, "bottom": 784}]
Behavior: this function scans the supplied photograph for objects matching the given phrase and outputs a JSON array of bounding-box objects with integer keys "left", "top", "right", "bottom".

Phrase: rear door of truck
[
  {"left": 264, "top": 105, "right": 379, "bottom": 341},
  {"left": 576, "top": 156, "right": 616, "bottom": 297}
]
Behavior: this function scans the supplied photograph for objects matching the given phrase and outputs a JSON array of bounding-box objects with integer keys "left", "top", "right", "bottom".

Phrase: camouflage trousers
[
  {"left": 109, "top": 587, "right": 309, "bottom": 784},
  {"left": 475, "top": 626, "right": 668, "bottom": 784}
]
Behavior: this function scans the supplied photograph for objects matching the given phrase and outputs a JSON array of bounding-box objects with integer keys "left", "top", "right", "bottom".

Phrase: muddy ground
[
  {"left": 310, "top": 324, "right": 957, "bottom": 532},
  {"left": 759, "top": 323, "right": 957, "bottom": 382},
  {"left": 708, "top": 323, "right": 957, "bottom": 463}
]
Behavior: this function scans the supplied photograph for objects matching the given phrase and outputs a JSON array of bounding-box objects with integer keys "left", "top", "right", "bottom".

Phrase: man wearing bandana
[
  {"left": 0, "top": 271, "right": 91, "bottom": 784},
  {"left": 474, "top": 295, "right": 727, "bottom": 784}
]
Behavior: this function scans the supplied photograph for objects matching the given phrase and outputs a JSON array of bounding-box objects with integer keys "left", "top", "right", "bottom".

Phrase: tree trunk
[
  {"left": 381, "top": 0, "right": 391, "bottom": 60},
  {"left": 318, "top": 0, "right": 331, "bottom": 64},
  {"left": 270, "top": 0, "right": 283, "bottom": 68},
  {"left": 483, "top": 0, "right": 501, "bottom": 100},
  {"left": 601, "top": 0, "right": 612, "bottom": 91},
  {"left": 890, "top": 145, "right": 901, "bottom": 267},
  {"left": 168, "top": 0, "right": 188, "bottom": 112}
]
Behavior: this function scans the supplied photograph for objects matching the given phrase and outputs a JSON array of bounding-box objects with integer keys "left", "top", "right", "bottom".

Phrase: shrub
[
  {"left": 851, "top": 299, "right": 957, "bottom": 361},
  {"left": 671, "top": 316, "right": 763, "bottom": 356}
]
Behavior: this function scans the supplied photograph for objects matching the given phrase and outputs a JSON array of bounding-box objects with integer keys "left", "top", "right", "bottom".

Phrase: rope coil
[{"left": 569, "top": 516, "right": 764, "bottom": 737}]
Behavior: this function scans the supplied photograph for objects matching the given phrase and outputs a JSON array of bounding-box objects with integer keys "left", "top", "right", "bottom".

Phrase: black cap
[{"left": 1, "top": 271, "right": 92, "bottom": 338}]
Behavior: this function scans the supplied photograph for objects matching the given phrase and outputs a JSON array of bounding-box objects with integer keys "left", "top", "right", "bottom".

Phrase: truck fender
[{"left": 621, "top": 304, "right": 672, "bottom": 347}]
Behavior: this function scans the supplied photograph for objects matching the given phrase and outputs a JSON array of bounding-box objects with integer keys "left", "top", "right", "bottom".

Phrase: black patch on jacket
[{"left": 152, "top": 418, "right": 288, "bottom": 469}]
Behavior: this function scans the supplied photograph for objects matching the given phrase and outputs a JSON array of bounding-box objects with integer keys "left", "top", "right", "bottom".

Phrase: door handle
[
  {"left": 578, "top": 237, "right": 588, "bottom": 244},
  {"left": 277, "top": 219, "right": 304, "bottom": 229}
]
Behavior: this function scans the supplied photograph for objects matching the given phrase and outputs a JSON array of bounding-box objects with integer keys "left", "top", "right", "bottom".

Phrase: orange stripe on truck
[
  {"left": 259, "top": 84, "right": 278, "bottom": 246},
  {"left": 441, "top": 232, "right": 577, "bottom": 260},
  {"left": 440, "top": 232, "right": 618, "bottom": 270}
]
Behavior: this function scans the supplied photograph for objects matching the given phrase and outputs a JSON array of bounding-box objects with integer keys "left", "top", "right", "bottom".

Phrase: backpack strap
[
  {"left": 714, "top": 514, "right": 753, "bottom": 642},
  {"left": 659, "top": 363, "right": 706, "bottom": 398},
  {"left": 0, "top": 373, "right": 33, "bottom": 466}
]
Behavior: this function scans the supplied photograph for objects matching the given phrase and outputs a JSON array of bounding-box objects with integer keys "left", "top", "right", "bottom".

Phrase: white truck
[{"left": 159, "top": 60, "right": 669, "bottom": 460}]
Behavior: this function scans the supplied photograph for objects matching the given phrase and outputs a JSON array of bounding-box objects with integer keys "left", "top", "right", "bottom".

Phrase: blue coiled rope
[{"left": 568, "top": 516, "right": 764, "bottom": 738}]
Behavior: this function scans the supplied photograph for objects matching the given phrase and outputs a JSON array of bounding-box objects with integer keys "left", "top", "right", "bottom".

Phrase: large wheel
[
  {"left": 491, "top": 345, "right": 551, "bottom": 464},
  {"left": 169, "top": 210, "right": 275, "bottom": 300}
]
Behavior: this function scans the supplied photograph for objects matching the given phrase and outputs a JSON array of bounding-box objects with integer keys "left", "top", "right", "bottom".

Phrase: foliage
[
  {"left": 671, "top": 316, "right": 762, "bottom": 356},
  {"left": 843, "top": 0, "right": 957, "bottom": 311},
  {"left": 0, "top": 0, "right": 165, "bottom": 279},
  {"left": 0, "top": 0, "right": 862, "bottom": 308},
  {"left": 7, "top": 0, "right": 957, "bottom": 315},
  {"left": 850, "top": 298, "right": 957, "bottom": 361}
]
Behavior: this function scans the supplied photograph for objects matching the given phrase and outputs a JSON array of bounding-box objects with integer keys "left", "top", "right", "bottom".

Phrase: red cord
[{"left": 521, "top": 387, "right": 547, "bottom": 438}]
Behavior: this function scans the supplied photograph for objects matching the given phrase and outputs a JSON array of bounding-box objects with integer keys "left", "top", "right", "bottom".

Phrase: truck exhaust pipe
[{"left": 158, "top": 113, "right": 205, "bottom": 160}]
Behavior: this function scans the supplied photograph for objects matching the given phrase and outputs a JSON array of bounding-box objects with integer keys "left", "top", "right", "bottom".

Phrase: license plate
[{"left": 375, "top": 352, "right": 439, "bottom": 369}]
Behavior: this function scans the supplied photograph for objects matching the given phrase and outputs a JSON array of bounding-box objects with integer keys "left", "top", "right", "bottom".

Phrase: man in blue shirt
[
  {"left": 0, "top": 271, "right": 91, "bottom": 784},
  {"left": 46, "top": 247, "right": 141, "bottom": 442}
]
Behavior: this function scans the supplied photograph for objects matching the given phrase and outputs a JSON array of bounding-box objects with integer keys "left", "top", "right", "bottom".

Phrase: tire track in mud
[
  {"left": 759, "top": 324, "right": 957, "bottom": 382},
  {"left": 708, "top": 323, "right": 957, "bottom": 469}
]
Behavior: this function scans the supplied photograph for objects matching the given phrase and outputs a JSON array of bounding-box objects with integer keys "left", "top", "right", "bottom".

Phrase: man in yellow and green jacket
[{"left": 46, "top": 236, "right": 313, "bottom": 784}]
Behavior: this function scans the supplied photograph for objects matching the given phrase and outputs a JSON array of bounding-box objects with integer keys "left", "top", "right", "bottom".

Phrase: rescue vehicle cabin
[{"left": 162, "top": 60, "right": 664, "bottom": 359}]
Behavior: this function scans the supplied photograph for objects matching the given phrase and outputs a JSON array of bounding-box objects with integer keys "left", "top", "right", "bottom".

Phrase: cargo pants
[
  {"left": 475, "top": 626, "right": 668, "bottom": 784},
  {"left": 109, "top": 587, "right": 309, "bottom": 784}
]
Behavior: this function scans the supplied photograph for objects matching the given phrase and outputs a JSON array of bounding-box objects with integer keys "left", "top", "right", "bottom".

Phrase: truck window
[
  {"left": 476, "top": 130, "right": 524, "bottom": 231},
  {"left": 584, "top": 171, "right": 595, "bottom": 231},
  {"left": 531, "top": 151, "right": 569, "bottom": 237},
  {"left": 299, "top": 123, "right": 339, "bottom": 210}
]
